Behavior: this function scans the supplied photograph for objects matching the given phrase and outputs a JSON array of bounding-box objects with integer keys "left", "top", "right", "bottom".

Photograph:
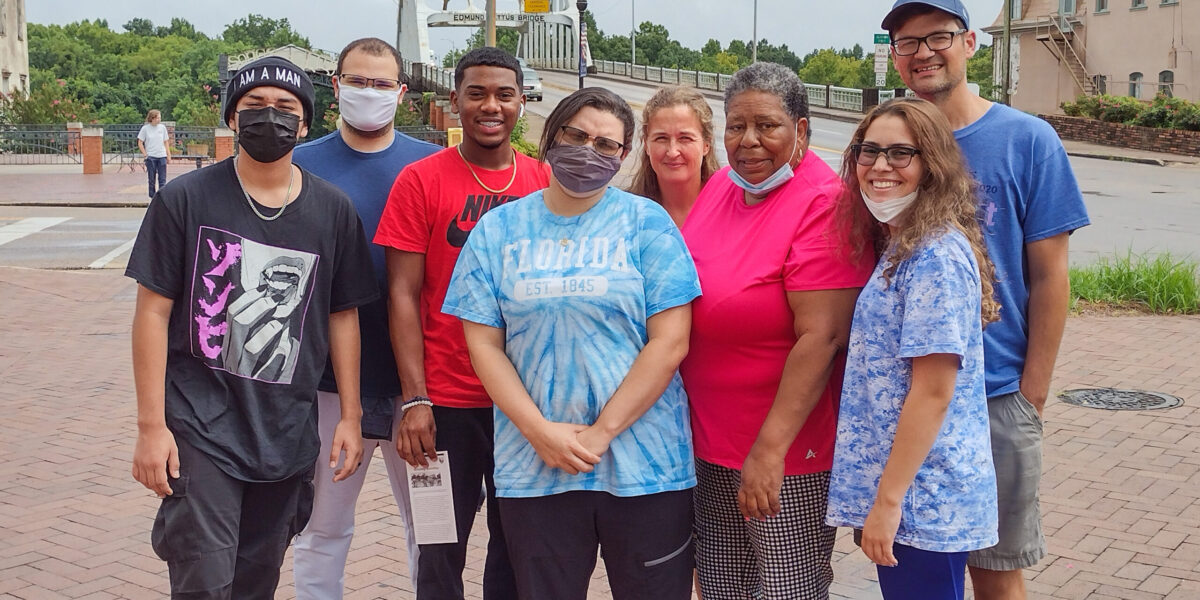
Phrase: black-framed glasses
[
  {"left": 890, "top": 29, "right": 968, "bottom": 56},
  {"left": 338, "top": 74, "right": 404, "bottom": 92},
  {"left": 852, "top": 143, "right": 922, "bottom": 168},
  {"left": 559, "top": 125, "right": 625, "bottom": 156}
]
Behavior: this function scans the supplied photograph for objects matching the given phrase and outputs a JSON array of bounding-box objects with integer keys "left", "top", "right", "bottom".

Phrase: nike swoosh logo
[{"left": 446, "top": 216, "right": 471, "bottom": 248}]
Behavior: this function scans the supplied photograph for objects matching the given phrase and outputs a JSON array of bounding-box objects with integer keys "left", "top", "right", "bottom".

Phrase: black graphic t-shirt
[{"left": 126, "top": 158, "right": 378, "bottom": 482}]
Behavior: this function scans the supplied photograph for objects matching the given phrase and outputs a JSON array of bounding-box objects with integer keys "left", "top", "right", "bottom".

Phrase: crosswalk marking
[
  {"left": 0, "top": 217, "right": 72, "bottom": 247},
  {"left": 88, "top": 237, "right": 138, "bottom": 269}
]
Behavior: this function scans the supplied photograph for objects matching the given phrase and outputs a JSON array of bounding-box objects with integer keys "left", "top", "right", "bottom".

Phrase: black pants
[
  {"left": 150, "top": 435, "right": 315, "bottom": 599},
  {"left": 416, "top": 406, "right": 517, "bottom": 600},
  {"left": 146, "top": 156, "right": 167, "bottom": 197},
  {"left": 499, "top": 489, "right": 695, "bottom": 600}
]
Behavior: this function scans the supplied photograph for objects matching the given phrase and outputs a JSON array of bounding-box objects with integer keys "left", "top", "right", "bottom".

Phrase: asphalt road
[{"left": 0, "top": 71, "right": 1196, "bottom": 271}]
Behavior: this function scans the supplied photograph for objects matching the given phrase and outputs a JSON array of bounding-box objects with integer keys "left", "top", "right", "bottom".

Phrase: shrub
[
  {"left": 1133, "top": 94, "right": 1189, "bottom": 128},
  {"left": 1096, "top": 95, "right": 1144, "bottom": 124},
  {"left": 1172, "top": 103, "right": 1200, "bottom": 131}
]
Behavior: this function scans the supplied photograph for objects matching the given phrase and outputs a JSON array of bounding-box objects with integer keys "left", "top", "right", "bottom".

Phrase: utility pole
[
  {"left": 578, "top": 0, "right": 589, "bottom": 89},
  {"left": 486, "top": 0, "right": 497, "bottom": 47},
  {"left": 631, "top": 0, "right": 636, "bottom": 66},
  {"left": 1002, "top": 0, "right": 1012, "bottom": 104},
  {"left": 751, "top": 0, "right": 758, "bottom": 63}
]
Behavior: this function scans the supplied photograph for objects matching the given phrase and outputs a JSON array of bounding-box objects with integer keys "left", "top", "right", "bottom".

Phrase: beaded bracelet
[{"left": 401, "top": 395, "right": 433, "bottom": 412}]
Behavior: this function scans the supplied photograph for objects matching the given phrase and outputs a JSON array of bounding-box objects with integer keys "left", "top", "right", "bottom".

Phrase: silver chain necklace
[{"left": 234, "top": 159, "right": 294, "bottom": 221}]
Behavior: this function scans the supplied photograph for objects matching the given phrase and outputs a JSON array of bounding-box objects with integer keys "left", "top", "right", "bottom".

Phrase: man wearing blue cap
[
  {"left": 127, "top": 55, "right": 375, "bottom": 598},
  {"left": 879, "top": 1, "right": 1090, "bottom": 599}
]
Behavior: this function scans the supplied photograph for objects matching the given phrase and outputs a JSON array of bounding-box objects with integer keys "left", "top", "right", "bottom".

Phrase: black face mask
[{"left": 236, "top": 106, "right": 302, "bottom": 163}]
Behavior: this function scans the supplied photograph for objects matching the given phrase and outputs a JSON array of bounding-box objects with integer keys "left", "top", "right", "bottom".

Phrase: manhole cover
[{"left": 1058, "top": 388, "right": 1183, "bottom": 411}]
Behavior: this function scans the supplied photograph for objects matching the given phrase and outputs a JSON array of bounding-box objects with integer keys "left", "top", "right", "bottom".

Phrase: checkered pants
[{"left": 694, "top": 460, "right": 836, "bottom": 600}]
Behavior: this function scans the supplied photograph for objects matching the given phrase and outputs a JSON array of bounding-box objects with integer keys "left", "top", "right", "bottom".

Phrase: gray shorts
[{"left": 968, "top": 390, "right": 1047, "bottom": 571}]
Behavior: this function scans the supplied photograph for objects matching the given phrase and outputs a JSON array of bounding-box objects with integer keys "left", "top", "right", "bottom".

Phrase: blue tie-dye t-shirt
[
  {"left": 442, "top": 187, "right": 702, "bottom": 498},
  {"left": 825, "top": 229, "right": 998, "bottom": 553}
]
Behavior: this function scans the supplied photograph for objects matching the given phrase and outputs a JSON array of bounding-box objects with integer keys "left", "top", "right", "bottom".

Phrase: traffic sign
[
  {"left": 874, "top": 33, "right": 890, "bottom": 44},
  {"left": 525, "top": 0, "right": 550, "bottom": 12}
]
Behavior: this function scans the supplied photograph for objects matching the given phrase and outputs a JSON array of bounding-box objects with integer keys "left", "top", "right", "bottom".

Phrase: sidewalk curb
[
  {"left": 0, "top": 201, "right": 151, "bottom": 208},
  {"left": 1066, "top": 151, "right": 1167, "bottom": 166}
]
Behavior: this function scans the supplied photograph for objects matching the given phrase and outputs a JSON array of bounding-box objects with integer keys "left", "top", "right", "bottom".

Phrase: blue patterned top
[
  {"left": 826, "top": 229, "right": 998, "bottom": 553},
  {"left": 442, "top": 187, "right": 702, "bottom": 498}
]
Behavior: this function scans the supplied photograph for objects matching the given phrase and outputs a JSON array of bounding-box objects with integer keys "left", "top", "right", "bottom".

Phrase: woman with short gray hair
[{"left": 679, "top": 62, "right": 874, "bottom": 598}]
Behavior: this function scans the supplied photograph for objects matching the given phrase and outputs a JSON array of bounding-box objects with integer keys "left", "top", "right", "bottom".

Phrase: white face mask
[
  {"left": 861, "top": 188, "right": 918, "bottom": 224},
  {"left": 338, "top": 85, "right": 400, "bottom": 132},
  {"left": 726, "top": 135, "right": 801, "bottom": 196}
]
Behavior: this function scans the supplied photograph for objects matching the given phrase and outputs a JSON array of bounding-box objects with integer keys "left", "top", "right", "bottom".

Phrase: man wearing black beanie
[{"left": 126, "top": 54, "right": 377, "bottom": 598}]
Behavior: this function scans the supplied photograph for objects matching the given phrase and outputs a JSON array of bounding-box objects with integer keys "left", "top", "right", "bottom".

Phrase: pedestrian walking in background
[{"left": 138, "top": 109, "right": 170, "bottom": 198}]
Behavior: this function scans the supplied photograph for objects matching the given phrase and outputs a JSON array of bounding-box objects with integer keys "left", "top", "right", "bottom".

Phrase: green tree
[
  {"left": 0, "top": 80, "right": 93, "bottom": 124},
  {"left": 967, "top": 44, "right": 995, "bottom": 100},
  {"left": 222, "top": 14, "right": 311, "bottom": 50}
]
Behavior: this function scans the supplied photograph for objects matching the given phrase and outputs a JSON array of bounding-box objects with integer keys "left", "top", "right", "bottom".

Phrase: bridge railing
[
  {"left": 403, "top": 59, "right": 456, "bottom": 96},
  {"left": 590, "top": 59, "right": 906, "bottom": 113}
]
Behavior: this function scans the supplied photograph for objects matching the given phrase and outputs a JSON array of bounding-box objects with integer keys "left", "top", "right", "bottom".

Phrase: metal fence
[
  {"left": 397, "top": 126, "right": 448, "bottom": 147},
  {"left": 590, "top": 59, "right": 906, "bottom": 112},
  {"left": 0, "top": 125, "right": 82, "bottom": 165}
]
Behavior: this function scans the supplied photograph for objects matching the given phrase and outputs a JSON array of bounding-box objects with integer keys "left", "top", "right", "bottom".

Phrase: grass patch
[{"left": 1070, "top": 251, "right": 1200, "bottom": 314}]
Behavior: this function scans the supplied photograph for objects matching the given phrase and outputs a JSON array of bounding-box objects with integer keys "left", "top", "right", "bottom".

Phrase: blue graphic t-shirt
[
  {"left": 442, "top": 187, "right": 702, "bottom": 498},
  {"left": 826, "top": 230, "right": 998, "bottom": 553},
  {"left": 956, "top": 103, "right": 1090, "bottom": 397}
]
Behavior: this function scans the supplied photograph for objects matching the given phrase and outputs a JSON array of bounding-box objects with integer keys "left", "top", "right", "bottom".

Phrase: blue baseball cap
[{"left": 881, "top": 0, "right": 970, "bottom": 32}]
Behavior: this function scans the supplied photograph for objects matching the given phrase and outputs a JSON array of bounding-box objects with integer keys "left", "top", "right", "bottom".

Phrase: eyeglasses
[
  {"left": 559, "top": 125, "right": 625, "bottom": 157},
  {"left": 890, "top": 29, "right": 968, "bottom": 56},
  {"left": 338, "top": 74, "right": 404, "bottom": 92},
  {"left": 852, "top": 143, "right": 922, "bottom": 168}
]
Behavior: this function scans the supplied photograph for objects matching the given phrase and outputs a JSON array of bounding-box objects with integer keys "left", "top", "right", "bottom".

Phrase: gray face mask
[{"left": 546, "top": 144, "right": 623, "bottom": 195}]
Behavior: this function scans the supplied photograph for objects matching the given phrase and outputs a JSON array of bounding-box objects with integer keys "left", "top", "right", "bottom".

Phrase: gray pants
[
  {"left": 967, "top": 390, "right": 1047, "bottom": 571},
  {"left": 151, "top": 434, "right": 315, "bottom": 599}
]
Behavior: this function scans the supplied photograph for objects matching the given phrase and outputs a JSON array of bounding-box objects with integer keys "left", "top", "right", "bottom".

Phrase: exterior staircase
[{"left": 1035, "top": 15, "right": 1098, "bottom": 96}]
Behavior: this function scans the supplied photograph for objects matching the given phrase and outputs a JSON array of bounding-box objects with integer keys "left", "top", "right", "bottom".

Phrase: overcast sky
[{"left": 29, "top": 0, "right": 1006, "bottom": 63}]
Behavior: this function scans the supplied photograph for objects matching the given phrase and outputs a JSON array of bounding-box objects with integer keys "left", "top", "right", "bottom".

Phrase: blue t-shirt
[
  {"left": 826, "top": 230, "right": 998, "bottom": 553},
  {"left": 293, "top": 130, "right": 441, "bottom": 398},
  {"left": 956, "top": 103, "right": 1090, "bottom": 397},
  {"left": 442, "top": 187, "right": 702, "bottom": 498}
]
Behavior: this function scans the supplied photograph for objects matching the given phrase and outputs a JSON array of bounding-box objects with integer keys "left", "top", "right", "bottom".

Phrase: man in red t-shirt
[{"left": 373, "top": 47, "right": 550, "bottom": 600}]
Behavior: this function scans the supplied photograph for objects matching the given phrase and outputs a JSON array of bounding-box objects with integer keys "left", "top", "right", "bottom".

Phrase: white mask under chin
[{"left": 861, "top": 189, "right": 918, "bottom": 224}]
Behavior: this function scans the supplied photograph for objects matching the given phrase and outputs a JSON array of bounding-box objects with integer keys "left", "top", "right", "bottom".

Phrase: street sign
[
  {"left": 874, "top": 34, "right": 890, "bottom": 85},
  {"left": 874, "top": 33, "right": 890, "bottom": 45},
  {"left": 525, "top": 0, "right": 550, "bottom": 13}
]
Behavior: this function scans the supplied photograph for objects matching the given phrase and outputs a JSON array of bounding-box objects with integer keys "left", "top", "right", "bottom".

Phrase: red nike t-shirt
[{"left": 375, "top": 147, "right": 551, "bottom": 408}]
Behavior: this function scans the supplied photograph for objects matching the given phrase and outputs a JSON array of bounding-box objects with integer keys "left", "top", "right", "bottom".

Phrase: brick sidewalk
[{"left": 1, "top": 266, "right": 1198, "bottom": 599}]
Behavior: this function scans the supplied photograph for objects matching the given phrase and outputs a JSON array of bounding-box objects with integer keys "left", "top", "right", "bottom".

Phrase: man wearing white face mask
[{"left": 290, "top": 37, "right": 441, "bottom": 600}]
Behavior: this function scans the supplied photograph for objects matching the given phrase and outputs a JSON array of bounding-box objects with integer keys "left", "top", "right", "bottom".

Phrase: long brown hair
[
  {"left": 627, "top": 86, "right": 719, "bottom": 202},
  {"left": 836, "top": 97, "right": 1000, "bottom": 325}
]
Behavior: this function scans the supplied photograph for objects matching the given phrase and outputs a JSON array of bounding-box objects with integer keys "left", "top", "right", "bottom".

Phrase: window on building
[
  {"left": 1159, "top": 70, "right": 1174, "bottom": 97},
  {"left": 0, "top": 0, "right": 7, "bottom": 37},
  {"left": 16, "top": 0, "right": 22, "bottom": 40},
  {"left": 1096, "top": 0, "right": 1109, "bottom": 11},
  {"left": 1131, "top": 0, "right": 1146, "bottom": 7},
  {"left": 1, "top": 73, "right": 10, "bottom": 96},
  {"left": 1011, "top": 0, "right": 1023, "bottom": 18},
  {"left": 1129, "top": 72, "right": 1143, "bottom": 98},
  {"left": 1061, "top": 0, "right": 1077, "bottom": 13},
  {"left": 1094, "top": 74, "right": 1108, "bottom": 94}
]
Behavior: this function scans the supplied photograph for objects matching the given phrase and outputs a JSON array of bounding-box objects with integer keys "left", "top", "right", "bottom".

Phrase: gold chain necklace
[{"left": 457, "top": 145, "right": 517, "bottom": 194}]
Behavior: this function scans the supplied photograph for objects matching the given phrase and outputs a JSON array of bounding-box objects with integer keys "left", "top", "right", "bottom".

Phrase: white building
[{"left": 0, "top": 0, "right": 29, "bottom": 98}]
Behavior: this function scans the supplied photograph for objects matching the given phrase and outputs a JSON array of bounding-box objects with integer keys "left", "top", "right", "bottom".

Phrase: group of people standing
[{"left": 126, "top": 0, "right": 1089, "bottom": 599}]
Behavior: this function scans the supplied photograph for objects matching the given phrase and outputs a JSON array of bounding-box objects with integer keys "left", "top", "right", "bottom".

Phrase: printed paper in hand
[{"left": 407, "top": 450, "right": 458, "bottom": 545}]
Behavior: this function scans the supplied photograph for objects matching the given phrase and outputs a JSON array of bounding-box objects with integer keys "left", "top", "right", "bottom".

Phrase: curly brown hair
[
  {"left": 835, "top": 97, "right": 1000, "bottom": 325},
  {"left": 627, "top": 86, "right": 719, "bottom": 202}
]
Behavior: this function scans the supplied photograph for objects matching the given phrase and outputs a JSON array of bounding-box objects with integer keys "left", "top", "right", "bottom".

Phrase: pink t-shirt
[{"left": 680, "top": 152, "right": 873, "bottom": 475}]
